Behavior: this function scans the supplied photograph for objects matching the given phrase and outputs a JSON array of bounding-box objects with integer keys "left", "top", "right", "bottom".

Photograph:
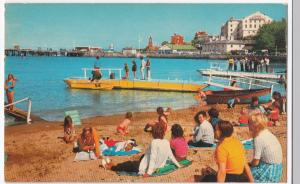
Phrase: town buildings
[{"left": 220, "top": 11, "right": 273, "bottom": 40}]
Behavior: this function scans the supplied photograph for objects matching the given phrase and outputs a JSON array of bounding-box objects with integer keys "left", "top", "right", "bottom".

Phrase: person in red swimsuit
[{"left": 116, "top": 112, "right": 133, "bottom": 135}]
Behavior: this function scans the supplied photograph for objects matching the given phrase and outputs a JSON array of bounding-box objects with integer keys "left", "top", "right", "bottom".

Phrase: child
[
  {"left": 268, "top": 101, "right": 280, "bottom": 126},
  {"left": 144, "top": 107, "right": 168, "bottom": 133},
  {"left": 208, "top": 107, "right": 220, "bottom": 129},
  {"left": 63, "top": 116, "right": 77, "bottom": 144},
  {"left": 227, "top": 97, "right": 240, "bottom": 109},
  {"left": 116, "top": 112, "right": 133, "bottom": 135},
  {"left": 238, "top": 107, "right": 249, "bottom": 126},
  {"left": 170, "top": 124, "right": 188, "bottom": 161}
]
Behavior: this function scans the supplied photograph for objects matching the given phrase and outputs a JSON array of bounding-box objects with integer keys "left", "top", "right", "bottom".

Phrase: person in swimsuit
[
  {"left": 5, "top": 74, "right": 16, "bottom": 111},
  {"left": 144, "top": 107, "right": 168, "bottom": 133},
  {"left": 116, "top": 112, "right": 133, "bottom": 135},
  {"left": 132, "top": 60, "right": 137, "bottom": 79}
]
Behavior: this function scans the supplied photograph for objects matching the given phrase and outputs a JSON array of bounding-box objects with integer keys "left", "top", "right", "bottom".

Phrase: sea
[{"left": 4, "top": 56, "right": 287, "bottom": 123}]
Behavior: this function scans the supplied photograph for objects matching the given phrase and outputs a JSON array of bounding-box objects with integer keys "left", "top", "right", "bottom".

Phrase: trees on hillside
[{"left": 254, "top": 19, "right": 287, "bottom": 52}]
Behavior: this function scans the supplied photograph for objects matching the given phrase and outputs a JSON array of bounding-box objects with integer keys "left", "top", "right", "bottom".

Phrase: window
[
  {"left": 231, "top": 24, "right": 232, "bottom": 27},
  {"left": 245, "top": 20, "right": 247, "bottom": 23},
  {"left": 231, "top": 45, "right": 233, "bottom": 48},
  {"left": 254, "top": 24, "right": 256, "bottom": 28},
  {"left": 248, "top": 31, "right": 250, "bottom": 34},
  {"left": 250, "top": 24, "right": 252, "bottom": 28},
  {"left": 230, "top": 29, "right": 233, "bottom": 31},
  {"left": 245, "top": 25, "right": 247, "bottom": 28}
]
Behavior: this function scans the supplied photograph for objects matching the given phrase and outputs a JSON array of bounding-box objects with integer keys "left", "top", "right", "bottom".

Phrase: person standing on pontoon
[
  {"left": 234, "top": 58, "right": 238, "bottom": 71},
  {"left": 132, "top": 60, "right": 137, "bottom": 79},
  {"left": 240, "top": 57, "right": 245, "bottom": 72},
  {"left": 146, "top": 58, "right": 151, "bottom": 80},
  {"left": 228, "top": 58, "right": 234, "bottom": 71},
  {"left": 140, "top": 56, "right": 146, "bottom": 80},
  {"left": 264, "top": 57, "right": 270, "bottom": 73}
]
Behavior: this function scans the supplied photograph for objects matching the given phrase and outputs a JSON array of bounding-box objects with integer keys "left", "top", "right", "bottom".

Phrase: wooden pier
[{"left": 5, "top": 107, "right": 44, "bottom": 123}]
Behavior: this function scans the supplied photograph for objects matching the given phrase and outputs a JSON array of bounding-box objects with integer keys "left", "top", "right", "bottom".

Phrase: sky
[{"left": 5, "top": 3, "right": 287, "bottom": 50}]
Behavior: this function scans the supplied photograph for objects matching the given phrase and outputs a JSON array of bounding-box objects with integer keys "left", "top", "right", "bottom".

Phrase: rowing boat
[{"left": 205, "top": 88, "right": 271, "bottom": 104}]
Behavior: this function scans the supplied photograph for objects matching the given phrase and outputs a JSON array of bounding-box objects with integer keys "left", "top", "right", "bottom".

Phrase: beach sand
[{"left": 4, "top": 104, "right": 287, "bottom": 182}]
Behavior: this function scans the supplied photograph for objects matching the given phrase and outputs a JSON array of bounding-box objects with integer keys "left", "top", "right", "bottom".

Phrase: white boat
[{"left": 198, "top": 63, "right": 283, "bottom": 80}]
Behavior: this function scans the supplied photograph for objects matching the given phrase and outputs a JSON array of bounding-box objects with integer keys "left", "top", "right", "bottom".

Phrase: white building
[
  {"left": 221, "top": 18, "right": 242, "bottom": 40},
  {"left": 122, "top": 47, "right": 137, "bottom": 56},
  {"left": 202, "top": 40, "right": 245, "bottom": 54},
  {"left": 240, "top": 11, "right": 273, "bottom": 38},
  {"left": 220, "top": 11, "right": 273, "bottom": 40}
]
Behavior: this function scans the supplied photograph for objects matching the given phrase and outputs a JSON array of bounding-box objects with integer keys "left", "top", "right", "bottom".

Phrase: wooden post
[{"left": 27, "top": 99, "right": 32, "bottom": 124}]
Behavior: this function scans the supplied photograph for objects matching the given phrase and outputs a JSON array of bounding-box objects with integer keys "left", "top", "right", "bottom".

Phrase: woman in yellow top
[{"left": 201, "top": 120, "right": 254, "bottom": 182}]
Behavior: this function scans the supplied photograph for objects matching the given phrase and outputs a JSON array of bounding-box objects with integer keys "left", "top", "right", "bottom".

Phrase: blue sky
[{"left": 5, "top": 3, "right": 287, "bottom": 50}]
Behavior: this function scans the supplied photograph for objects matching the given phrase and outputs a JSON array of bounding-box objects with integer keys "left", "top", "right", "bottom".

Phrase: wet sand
[{"left": 4, "top": 104, "right": 287, "bottom": 182}]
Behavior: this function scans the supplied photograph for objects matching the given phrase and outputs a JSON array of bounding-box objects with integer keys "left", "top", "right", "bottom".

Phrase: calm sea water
[{"left": 4, "top": 56, "right": 286, "bottom": 121}]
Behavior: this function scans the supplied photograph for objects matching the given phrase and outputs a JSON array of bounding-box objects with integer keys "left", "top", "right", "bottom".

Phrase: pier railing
[
  {"left": 82, "top": 68, "right": 123, "bottom": 80},
  {"left": 4, "top": 97, "right": 32, "bottom": 124},
  {"left": 206, "top": 74, "right": 279, "bottom": 99}
]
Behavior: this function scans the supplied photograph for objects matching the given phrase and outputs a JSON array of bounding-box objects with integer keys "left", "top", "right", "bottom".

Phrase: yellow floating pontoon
[{"left": 64, "top": 68, "right": 208, "bottom": 92}]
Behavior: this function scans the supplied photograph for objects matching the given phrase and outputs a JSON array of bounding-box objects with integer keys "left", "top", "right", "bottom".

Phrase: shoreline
[{"left": 4, "top": 104, "right": 287, "bottom": 182}]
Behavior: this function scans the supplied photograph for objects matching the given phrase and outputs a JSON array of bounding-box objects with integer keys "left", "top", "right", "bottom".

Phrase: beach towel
[
  {"left": 65, "top": 110, "right": 81, "bottom": 126},
  {"left": 189, "top": 139, "right": 253, "bottom": 150},
  {"left": 74, "top": 151, "right": 97, "bottom": 161},
  {"left": 116, "top": 159, "right": 192, "bottom": 177},
  {"left": 92, "top": 128, "right": 101, "bottom": 158},
  {"left": 101, "top": 145, "right": 141, "bottom": 156}
]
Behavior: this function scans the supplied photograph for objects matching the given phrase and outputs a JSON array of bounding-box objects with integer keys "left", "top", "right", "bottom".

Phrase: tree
[
  {"left": 161, "top": 41, "right": 169, "bottom": 46},
  {"left": 253, "top": 19, "right": 287, "bottom": 52}
]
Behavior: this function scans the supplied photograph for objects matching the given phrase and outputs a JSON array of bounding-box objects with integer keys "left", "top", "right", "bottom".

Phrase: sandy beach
[{"left": 4, "top": 104, "right": 287, "bottom": 182}]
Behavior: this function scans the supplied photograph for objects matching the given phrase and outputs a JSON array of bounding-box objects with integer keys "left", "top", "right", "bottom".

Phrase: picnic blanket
[
  {"left": 116, "top": 159, "right": 192, "bottom": 177},
  {"left": 189, "top": 139, "right": 253, "bottom": 150},
  {"left": 102, "top": 146, "right": 141, "bottom": 156}
]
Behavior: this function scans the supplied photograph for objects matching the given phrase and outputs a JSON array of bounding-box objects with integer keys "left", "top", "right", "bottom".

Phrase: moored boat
[{"left": 205, "top": 88, "right": 272, "bottom": 104}]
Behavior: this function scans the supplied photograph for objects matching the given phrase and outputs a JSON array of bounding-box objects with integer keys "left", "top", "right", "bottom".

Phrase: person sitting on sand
[
  {"left": 267, "top": 101, "right": 280, "bottom": 126},
  {"left": 249, "top": 96, "right": 266, "bottom": 114},
  {"left": 201, "top": 120, "right": 254, "bottom": 182},
  {"left": 144, "top": 107, "right": 168, "bottom": 133},
  {"left": 187, "top": 111, "right": 214, "bottom": 147},
  {"left": 208, "top": 107, "right": 221, "bottom": 129},
  {"left": 102, "top": 123, "right": 181, "bottom": 175},
  {"left": 248, "top": 113, "right": 283, "bottom": 183},
  {"left": 74, "top": 127, "right": 101, "bottom": 161},
  {"left": 139, "top": 123, "right": 181, "bottom": 177},
  {"left": 170, "top": 124, "right": 188, "bottom": 162},
  {"left": 227, "top": 97, "right": 240, "bottom": 109},
  {"left": 63, "top": 116, "right": 77, "bottom": 144},
  {"left": 232, "top": 107, "right": 250, "bottom": 127},
  {"left": 116, "top": 112, "right": 133, "bottom": 135}
]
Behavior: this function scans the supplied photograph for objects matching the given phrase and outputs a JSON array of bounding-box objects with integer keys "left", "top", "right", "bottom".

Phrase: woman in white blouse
[
  {"left": 248, "top": 113, "right": 283, "bottom": 183},
  {"left": 139, "top": 123, "right": 181, "bottom": 177}
]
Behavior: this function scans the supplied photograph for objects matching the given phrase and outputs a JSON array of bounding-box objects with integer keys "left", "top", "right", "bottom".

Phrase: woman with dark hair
[
  {"left": 188, "top": 111, "right": 214, "bottom": 147},
  {"left": 170, "top": 124, "right": 188, "bottom": 161},
  {"left": 5, "top": 74, "right": 16, "bottom": 111},
  {"left": 208, "top": 108, "right": 220, "bottom": 129},
  {"left": 201, "top": 120, "right": 254, "bottom": 182},
  {"left": 63, "top": 116, "right": 77, "bottom": 143},
  {"left": 139, "top": 123, "right": 181, "bottom": 177}
]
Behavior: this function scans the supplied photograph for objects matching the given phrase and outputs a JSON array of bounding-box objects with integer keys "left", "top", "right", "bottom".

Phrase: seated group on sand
[{"left": 61, "top": 96, "right": 284, "bottom": 182}]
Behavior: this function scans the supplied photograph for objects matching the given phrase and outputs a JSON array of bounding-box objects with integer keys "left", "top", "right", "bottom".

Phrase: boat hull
[
  {"left": 199, "top": 69, "right": 280, "bottom": 79},
  {"left": 64, "top": 79, "right": 208, "bottom": 92},
  {"left": 205, "top": 88, "right": 271, "bottom": 104}
]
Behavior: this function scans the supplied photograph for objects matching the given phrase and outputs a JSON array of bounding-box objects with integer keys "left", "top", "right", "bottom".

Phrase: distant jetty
[{"left": 5, "top": 48, "right": 287, "bottom": 63}]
